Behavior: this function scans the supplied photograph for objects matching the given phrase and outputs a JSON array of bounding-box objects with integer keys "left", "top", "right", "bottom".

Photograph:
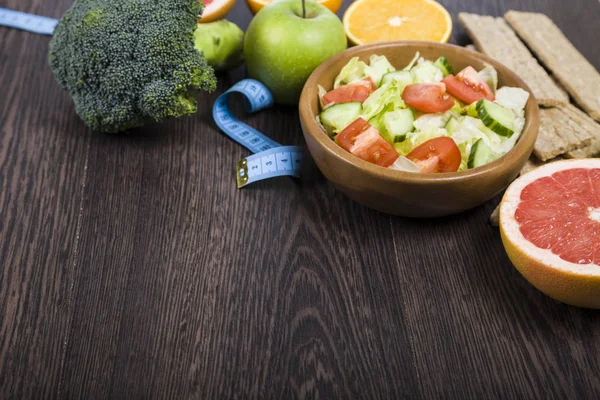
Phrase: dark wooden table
[{"left": 1, "top": 0, "right": 599, "bottom": 398}]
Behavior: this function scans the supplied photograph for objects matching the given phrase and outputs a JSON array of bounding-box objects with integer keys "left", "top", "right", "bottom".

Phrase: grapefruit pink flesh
[
  {"left": 199, "top": 0, "right": 235, "bottom": 23},
  {"left": 500, "top": 160, "right": 600, "bottom": 308},
  {"left": 515, "top": 168, "right": 600, "bottom": 265}
]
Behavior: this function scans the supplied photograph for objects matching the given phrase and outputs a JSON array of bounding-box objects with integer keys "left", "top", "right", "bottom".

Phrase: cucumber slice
[
  {"left": 444, "top": 116, "right": 461, "bottom": 134},
  {"left": 383, "top": 109, "right": 414, "bottom": 143},
  {"left": 434, "top": 56, "right": 454, "bottom": 77},
  {"left": 319, "top": 102, "right": 362, "bottom": 137},
  {"left": 380, "top": 70, "right": 413, "bottom": 89},
  {"left": 476, "top": 99, "right": 516, "bottom": 137},
  {"left": 468, "top": 139, "right": 496, "bottom": 169}
]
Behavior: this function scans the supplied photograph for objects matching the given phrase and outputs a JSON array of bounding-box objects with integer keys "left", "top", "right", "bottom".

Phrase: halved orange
[
  {"left": 500, "top": 159, "right": 600, "bottom": 308},
  {"left": 246, "top": 0, "right": 343, "bottom": 15},
  {"left": 343, "top": 0, "right": 452, "bottom": 45},
  {"left": 199, "top": 0, "right": 237, "bottom": 23}
]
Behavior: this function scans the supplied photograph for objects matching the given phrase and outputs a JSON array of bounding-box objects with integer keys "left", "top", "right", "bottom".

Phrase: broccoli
[{"left": 48, "top": 0, "right": 217, "bottom": 133}]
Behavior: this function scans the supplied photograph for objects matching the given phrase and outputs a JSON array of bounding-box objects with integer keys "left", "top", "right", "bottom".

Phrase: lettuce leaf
[
  {"left": 360, "top": 82, "right": 405, "bottom": 121},
  {"left": 402, "top": 52, "right": 421, "bottom": 70},
  {"left": 495, "top": 87, "right": 530, "bottom": 114},
  {"left": 389, "top": 156, "right": 421, "bottom": 172},
  {"left": 451, "top": 116, "right": 507, "bottom": 170},
  {"left": 452, "top": 116, "right": 503, "bottom": 147},
  {"left": 411, "top": 60, "right": 443, "bottom": 83},
  {"left": 334, "top": 55, "right": 396, "bottom": 88},
  {"left": 317, "top": 84, "right": 327, "bottom": 109},
  {"left": 451, "top": 98, "right": 466, "bottom": 114},
  {"left": 496, "top": 114, "right": 526, "bottom": 154},
  {"left": 478, "top": 63, "right": 498, "bottom": 93},
  {"left": 365, "top": 55, "right": 396, "bottom": 86},
  {"left": 334, "top": 57, "right": 369, "bottom": 88},
  {"left": 413, "top": 113, "right": 451, "bottom": 131},
  {"left": 393, "top": 127, "right": 450, "bottom": 156}
]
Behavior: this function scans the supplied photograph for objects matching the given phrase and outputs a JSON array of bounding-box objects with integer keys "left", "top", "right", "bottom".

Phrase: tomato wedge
[
  {"left": 336, "top": 118, "right": 399, "bottom": 167},
  {"left": 323, "top": 78, "right": 377, "bottom": 106},
  {"left": 442, "top": 66, "right": 495, "bottom": 104},
  {"left": 352, "top": 78, "right": 377, "bottom": 92},
  {"left": 406, "top": 137, "right": 461, "bottom": 173},
  {"left": 401, "top": 83, "right": 454, "bottom": 113}
]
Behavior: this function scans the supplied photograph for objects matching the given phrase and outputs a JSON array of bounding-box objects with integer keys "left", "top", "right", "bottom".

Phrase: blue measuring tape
[
  {"left": 0, "top": 8, "right": 57, "bottom": 35},
  {"left": 212, "top": 79, "right": 304, "bottom": 188},
  {"left": 1, "top": 8, "right": 304, "bottom": 188}
]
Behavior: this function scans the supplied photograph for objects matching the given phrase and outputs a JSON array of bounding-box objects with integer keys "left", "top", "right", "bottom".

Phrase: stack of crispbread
[{"left": 459, "top": 11, "right": 600, "bottom": 225}]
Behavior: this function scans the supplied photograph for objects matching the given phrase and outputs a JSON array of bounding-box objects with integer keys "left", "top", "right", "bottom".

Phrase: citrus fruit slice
[
  {"left": 343, "top": 0, "right": 452, "bottom": 45},
  {"left": 500, "top": 159, "right": 600, "bottom": 308},
  {"left": 199, "top": 0, "right": 236, "bottom": 23},
  {"left": 246, "top": 0, "right": 343, "bottom": 15}
]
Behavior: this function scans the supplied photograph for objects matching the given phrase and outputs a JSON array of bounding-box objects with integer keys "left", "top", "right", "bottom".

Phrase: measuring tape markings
[
  {"left": 212, "top": 81, "right": 280, "bottom": 154},
  {"left": 0, "top": 8, "right": 57, "bottom": 35},
  {"left": 212, "top": 79, "right": 304, "bottom": 188},
  {"left": 1, "top": 8, "right": 304, "bottom": 189},
  {"left": 236, "top": 146, "right": 304, "bottom": 188}
]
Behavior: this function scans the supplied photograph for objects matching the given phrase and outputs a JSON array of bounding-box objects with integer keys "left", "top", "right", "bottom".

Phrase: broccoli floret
[{"left": 48, "top": 0, "right": 217, "bottom": 133}]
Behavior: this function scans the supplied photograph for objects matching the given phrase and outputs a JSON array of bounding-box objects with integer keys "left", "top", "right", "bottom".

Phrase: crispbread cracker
[
  {"left": 505, "top": 11, "right": 600, "bottom": 122},
  {"left": 458, "top": 13, "right": 569, "bottom": 106},
  {"left": 566, "top": 144, "right": 600, "bottom": 159},
  {"left": 533, "top": 107, "right": 593, "bottom": 161},
  {"left": 544, "top": 108, "right": 592, "bottom": 149},
  {"left": 533, "top": 110, "right": 569, "bottom": 161},
  {"left": 559, "top": 104, "right": 600, "bottom": 158},
  {"left": 489, "top": 156, "right": 561, "bottom": 226}
]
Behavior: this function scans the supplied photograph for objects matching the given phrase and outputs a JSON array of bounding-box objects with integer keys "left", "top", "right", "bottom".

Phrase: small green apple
[
  {"left": 244, "top": 0, "right": 347, "bottom": 105},
  {"left": 194, "top": 20, "right": 245, "bottom": 71}
]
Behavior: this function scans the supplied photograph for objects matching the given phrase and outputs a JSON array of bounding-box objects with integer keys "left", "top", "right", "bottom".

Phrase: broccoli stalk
[{"left": 48, "top": 0, "right": 217, "bottom": 133}]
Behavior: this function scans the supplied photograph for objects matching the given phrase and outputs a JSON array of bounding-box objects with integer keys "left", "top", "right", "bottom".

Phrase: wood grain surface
[{"left": 1, "top": 0, "right": 600, "bottom": 398}]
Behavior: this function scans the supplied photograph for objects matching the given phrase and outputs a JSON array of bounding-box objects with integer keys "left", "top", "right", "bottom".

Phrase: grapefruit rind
[
  {"left": 500, "top": 159, "right": 600, "bottom": 308},
  {"left": 199, "top": 0, "right": 236, "bottom": 23}
]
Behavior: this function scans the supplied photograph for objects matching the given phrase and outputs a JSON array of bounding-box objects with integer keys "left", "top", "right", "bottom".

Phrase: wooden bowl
[{"left": 299, "top": 41, "right": 540, "bottom": 217}]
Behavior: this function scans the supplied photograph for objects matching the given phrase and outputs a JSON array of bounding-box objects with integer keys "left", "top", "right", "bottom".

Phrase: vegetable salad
[{"left": 317, "top": 53, "right": 529, "bottom": 173}]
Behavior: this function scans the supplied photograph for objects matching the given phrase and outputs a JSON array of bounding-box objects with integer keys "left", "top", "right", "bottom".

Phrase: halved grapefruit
[
  {"left": 500, "top": 159, "right": 600, "bottom": 308},
  {"left": 199, "top": 0, "right": 236, "bottom": 23}
]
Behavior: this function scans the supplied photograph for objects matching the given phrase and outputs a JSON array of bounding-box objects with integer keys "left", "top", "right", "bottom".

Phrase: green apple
[
  {"left": 194, "top": 20, "right": 245, "bottom": 71},
  {"left": 244, "top": 0, "right": 347, "bottom": 105}
]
